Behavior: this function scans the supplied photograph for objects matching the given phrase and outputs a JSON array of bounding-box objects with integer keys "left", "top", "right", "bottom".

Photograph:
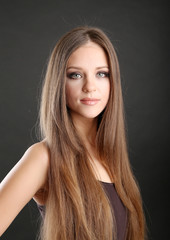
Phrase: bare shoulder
[
  {"left": 0, "top": 141, "right": 50, "bottom": 235},
  {"left": 25, "top": 141, "right": 50, "bottom": 165},
  {"left": 16, "top": 141, "right": 50, "bottom": 183},
  {"left": 0, "top": 141, "right": 50, "bottom": 196}
]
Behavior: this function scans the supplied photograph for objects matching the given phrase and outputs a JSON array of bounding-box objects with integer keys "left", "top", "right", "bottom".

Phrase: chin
[
  {"left": 80, "top": 111, "right": 103, "bottom": 119},
  {"left": 69, "top": 108, "right": 105, "bottom": 120}
]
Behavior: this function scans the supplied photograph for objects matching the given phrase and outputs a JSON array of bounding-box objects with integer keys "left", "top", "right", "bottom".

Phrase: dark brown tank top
[
  {"left": 37, "top": 181, "right": 127, "bottom": 240},
  {"left": 100, "top": 181, "right": 127, "bottom": 240}
]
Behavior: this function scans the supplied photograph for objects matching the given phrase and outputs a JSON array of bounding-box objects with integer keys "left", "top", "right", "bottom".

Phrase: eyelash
[
  {"left": 97, "top": 72, "right": 110, "bottom": 78},
  {"left": 67, "top": 72, "right": 82, "bottom": 79},
  {"left": 67, "top": 71, "right": 110, "bottom": 79}
]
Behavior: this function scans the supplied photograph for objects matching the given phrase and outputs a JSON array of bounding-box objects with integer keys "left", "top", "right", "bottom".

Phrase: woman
[{"left": 0, "top": 26, "right": 146, "bottom": 240}]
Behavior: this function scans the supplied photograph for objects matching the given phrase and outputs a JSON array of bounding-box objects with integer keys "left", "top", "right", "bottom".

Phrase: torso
[
  {"left": 34, "top": 149, "right": 113, "bottom": 205},
  {"left": 90, "top": 157, "right": 113, "bottom": 182},
  {"left": 34, "top": 145, "right": 127, "bottom": 240},
  {"left": 37, "top": 181, "right": 127, "bottom": 240}
]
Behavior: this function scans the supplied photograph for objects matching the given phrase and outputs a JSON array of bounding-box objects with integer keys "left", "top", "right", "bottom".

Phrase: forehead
[{"left": 67, "top": 42, "right": 108, "bottom": 67}]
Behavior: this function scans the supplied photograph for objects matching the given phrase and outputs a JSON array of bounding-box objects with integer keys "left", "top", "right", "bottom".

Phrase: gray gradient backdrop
[{"left": 0, "top": 0, "right": 169, "bottom": 239}]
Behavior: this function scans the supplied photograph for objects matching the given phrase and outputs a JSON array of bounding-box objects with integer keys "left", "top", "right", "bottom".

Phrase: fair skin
[
  {"left": 0, "top": 41, "right": 112, "bottom": 237},
  {"left": 66, "top": 41, "right": 111, "bottom": 181}
]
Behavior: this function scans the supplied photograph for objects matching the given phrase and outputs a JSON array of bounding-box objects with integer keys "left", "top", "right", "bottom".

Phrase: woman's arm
[{"left": 0, "top": 142, "right": 49, "bottom": 236}]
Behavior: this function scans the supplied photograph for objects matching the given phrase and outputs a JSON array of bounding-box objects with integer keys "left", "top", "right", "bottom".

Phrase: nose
[{"left": 82, "top": 77, "right": 96, "bottom": 93}]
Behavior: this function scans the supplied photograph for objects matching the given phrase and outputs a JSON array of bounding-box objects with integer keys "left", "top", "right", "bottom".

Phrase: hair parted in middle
[{"left": 39, "top": 26, "right": 145, "bottom": 240}]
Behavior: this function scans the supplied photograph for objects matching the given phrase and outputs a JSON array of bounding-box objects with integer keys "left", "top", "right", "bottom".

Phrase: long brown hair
[{"left": 39, "top": 26, "right": 146, "bottom": 240}]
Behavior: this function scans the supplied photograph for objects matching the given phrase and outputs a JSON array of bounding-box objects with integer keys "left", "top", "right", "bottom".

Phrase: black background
[{"left": 0, "top": 0, "right": 169, "bottom": 239}]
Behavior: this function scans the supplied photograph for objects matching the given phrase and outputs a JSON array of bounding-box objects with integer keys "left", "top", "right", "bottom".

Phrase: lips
[{"left": 80, "top": 98, "right": 100, "bottom": 106}]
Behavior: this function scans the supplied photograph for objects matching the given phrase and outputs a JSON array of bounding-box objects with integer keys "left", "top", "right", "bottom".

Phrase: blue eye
[
  {"left": 67, "top": 72, "right": 82, "bottom": 79},
  {"left": 97, "top": 72, "right": 109, "bottom": 78}
]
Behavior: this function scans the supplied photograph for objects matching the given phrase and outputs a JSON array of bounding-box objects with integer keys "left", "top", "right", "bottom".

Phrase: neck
[{"left": 71, "top": 115, "right": 98, "bottom": 146}]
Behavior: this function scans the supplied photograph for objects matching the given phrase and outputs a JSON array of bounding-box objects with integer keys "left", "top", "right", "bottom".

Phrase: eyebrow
[{"left": 66, "top": 66, "right": 109, "bottom": 70}]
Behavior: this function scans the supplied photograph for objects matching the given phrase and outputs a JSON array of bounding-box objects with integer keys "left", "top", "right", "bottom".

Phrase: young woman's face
[{"left": 66, "top": 41, "right": 110, "bottom": 120}]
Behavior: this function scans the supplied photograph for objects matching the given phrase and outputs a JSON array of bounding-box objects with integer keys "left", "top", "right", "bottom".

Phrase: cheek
[
  {"left": 103, "top": 83, "right": 110, "bottom": 108},
  {"left": 103, "top": 81, "right": 110, "bottom": 100},
  {"left": 107, "top": 82, "right": 110, "bottom": 95},
  {"left": 65, "top": 84, "right": 78, "bottom": 106}
]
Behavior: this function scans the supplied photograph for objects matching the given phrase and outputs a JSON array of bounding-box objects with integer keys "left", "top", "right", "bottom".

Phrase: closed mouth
[{"left": 80, "top": 98, "right": 100, "bottom": 105}]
